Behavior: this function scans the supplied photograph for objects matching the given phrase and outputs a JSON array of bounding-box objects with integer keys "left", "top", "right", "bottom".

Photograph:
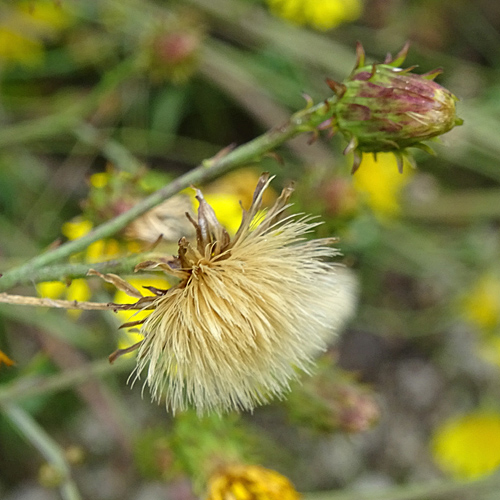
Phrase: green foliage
[{"left": 1, "top": 1, "right": 500, "bottom": 500}]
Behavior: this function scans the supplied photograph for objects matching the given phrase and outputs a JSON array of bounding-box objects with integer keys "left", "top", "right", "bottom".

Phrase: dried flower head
[
  {"left": 99, "top": 174, "right": 356, "bottom": 414},
  {"left": 125, "top": 195, "right": 196, "bottom": 243}
]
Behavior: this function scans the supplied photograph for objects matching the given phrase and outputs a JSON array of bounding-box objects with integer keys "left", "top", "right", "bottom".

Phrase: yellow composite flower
[
  {"left": 89, "top": 172, "right": 109, "bottom": 189},
  {"left": 38, "top": 279, "right": 92, "bottom": 319},
  {"left": 39, "top": 217, "right": 123, "bottom": 317},
  {"left": 195, "top": 168, "right": 277, "bottom": 236},
  {"left": 431, "top": 411, "right": 500, "bottom": 479},
  {"left": 201, "top": 193, "right": 244, "bottom": 236},
  {"left": 0, "top": 0, "right": 73, "bottom": 67},
  {"left": 478, "top": 336, "right": 500, "bottom": 369},
  {"left": 0, "top": 29, "right": 43, "bottom": 67},
  {"left": 62, "top": 217, "right": 128, "bottom": 261},
  {"left": 62, "top": 218, "right": 93, "bottom": 241},
  {"left": 352, "top": 153, "right": 413, "bottom": 217},
  {"left": 459, "top": 273, "right": 500, "bottom": 369},
  {"left": 0, "top": 349, "right": 15, "bottom": 368},
  {"left": 206, "top": 464, "right": 301, "bottom": 500},
  {"left": 103, "top": 173, "right": 357, "bottom": 414},
  {"left": 461, "top": 274, "right": 500, "bottom": 332},
  {"left": 113, "top": 276, "right": 171, "bottom": 355},
  {"left": 267, "top": 0, "right": 362, "bottom": 31},
  {"left": 204, "top": 168, "right": 277, "bottom": 210}
]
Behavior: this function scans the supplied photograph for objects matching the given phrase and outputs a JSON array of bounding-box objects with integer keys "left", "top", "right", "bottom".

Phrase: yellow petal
[
  {"left": 432, "top": 411, "right": 500, "bottom": 479},
  {"left": 62, "top": 219, "right": 93, "bottom": 240},
  {"left": 0, "top": 350, "right": 15, "bottom": 367},
  {"left": 38, "top": 281, "right": 66, "bottom": 299}
]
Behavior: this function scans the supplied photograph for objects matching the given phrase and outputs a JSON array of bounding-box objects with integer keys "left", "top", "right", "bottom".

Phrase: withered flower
[
  {"left": 98, "top": 174, "right": 356, "bottom": 414},
  {"left": 125, "top": 194, "right": 195, "bottom": 244}
]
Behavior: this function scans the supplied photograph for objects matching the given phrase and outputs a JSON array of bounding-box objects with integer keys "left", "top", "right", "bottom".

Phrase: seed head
[
  {"left": 326, "top": 42, "right": 463, "bottom": 173},
  {"left": 110, "top": 174, "right": 356, "bottom": 414}
]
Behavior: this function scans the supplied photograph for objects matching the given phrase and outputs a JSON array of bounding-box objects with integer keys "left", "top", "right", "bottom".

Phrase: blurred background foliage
[{"left": 2, "top": 0, "right": 500, "bottom": 499}]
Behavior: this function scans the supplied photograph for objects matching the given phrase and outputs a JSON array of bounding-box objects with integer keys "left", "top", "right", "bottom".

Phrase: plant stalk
[{"left": 0, "top": 98, "right": 336, "bottom": 291}]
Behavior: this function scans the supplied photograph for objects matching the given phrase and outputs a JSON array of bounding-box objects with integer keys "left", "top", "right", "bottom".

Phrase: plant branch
[
  {"left": 2, "top": 403, "right": 82, "bottom": 500},
  {"left": 0, "top": 58, "right": 137, "bottom": 149},
  {"left": 0, "top": 358, "right": 134, "bottom": 405},
  {"left": 304, "top": 473, "right": 500, "bottom": 500},
  {"left": 73, "top": 122, "right": 144, "bottom": 174},
  {"left": 1, "top": 251, "right": 161, "bottom": 289},
  {"left": 0, "top": 293, "right": 115, "bottom": 310},
  {"left": 0, "top": 97, "right": 336, "bottom": 291}
]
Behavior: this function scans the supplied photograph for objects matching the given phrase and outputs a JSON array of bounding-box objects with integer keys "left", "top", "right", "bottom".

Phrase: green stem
[
  {"left": 188, "top": 0, "right": 355, "bottom": 77},
  {"left": 0, "top": 98, "right": 336, "bottom": 291},
  {"left": 406, "top": 189, "right": 500, "bottom": 221},
  {"left": 0, "top": 58, "right": 137, "bottom": 149},
  {"left": 304, "top": 474, "right": 500, "bottom": 500},
  {"left": 0, "top": 358, "right": 133, "bottom": 405},
  {"left": 73, "top": 122, "right": 144, "bottom": 174},
  {"left": 5, "top": 251, "right": 160, "bottom": 288},
  {"left": 2, "top": 403, "right": 82, "bottom": 500}
]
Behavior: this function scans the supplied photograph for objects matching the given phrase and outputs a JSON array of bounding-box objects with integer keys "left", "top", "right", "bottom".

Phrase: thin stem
[
  {"left": 0, "top": 358, "right": 134, "bottom": 404},
  {"left": 0, "top": 58, "right": 137, "bottom": 149},
  {"left": 0, "top": 98, "right": 336, "bottom": 292},
  {"left": 73, "top": 122, "right": 144, "bottom": 174},
  {"left": 3, "top": 251, "right": 160, "bottom": 288},
  {"left": 304, "top": 474, "right": 500, "bottom": 500},
  {"left": 0, "top": 293, "right": 116, "bottom": 310},
  {"left": 2, "top": 403, "right": 83, "bottom": 500},
  {"left": 200, "top": 40, "right": 334, "bottom": 165}
]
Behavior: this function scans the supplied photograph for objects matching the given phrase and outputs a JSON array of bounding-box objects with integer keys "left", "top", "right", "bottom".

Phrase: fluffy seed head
[{"left": 121, "top": 174, "right": 356, "bottom": 414}]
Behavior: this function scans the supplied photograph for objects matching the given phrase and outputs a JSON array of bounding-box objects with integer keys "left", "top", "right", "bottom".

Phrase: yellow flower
[
  {"left": 62, "top": 217, "right": 126, "bottom": 262},
  {"left": 194, "top": 168, "right": 277, "bottom": 236},
  {"left": 352, "top": 153, "right": 413, "bottom": 217},
  {"left": 89, "top": 172, "right": 110, "bottom": 189},
  {"left": 86, "top": 238, "right": 122, "bottom": 263},
  {"left": 0, "top": 29, "right": 43, "bottom": 67},
  {"left": 461, "top": 274, "right": 500, "bottom": 332},
  {"left": 206, "top": 464, "right": 301, "bottom": 500},
  {"left": 459, "top": 273, "right": 500, "bottom": 369},
  {"left": 38, "top": 279, "right": 92, "bottom": 319},
  {"left": 104, "top": 174, "right": 357, "bottom": 414},
  {"left": 0, "top": 0, "right": 73, "bottom": 67},
  {"left": 0, "top": 350, "right": 15, "bottom": 368},
  {"left": 39, "top": 217, "right": 117, "bottom": 318},
  {"left": 267, "top": 0, "right": 362, "bottom": 31},
  {"left": 202, "top": 193, "right": 244, "bottom": 235},
  {"left": 113, "top": 276, "right": 171, "bottom": 356},
  {"left": 431, "top": 411, "right": 500, "bottom": 479},
  {"left": 205, "top": 169, "right": 277, "bottom": 210},
  {"left": 477, "top": 336, "right": 500, "bottom": 369},
  {"left": 62, "top": 218, "right": 93, "bottom": 241}
]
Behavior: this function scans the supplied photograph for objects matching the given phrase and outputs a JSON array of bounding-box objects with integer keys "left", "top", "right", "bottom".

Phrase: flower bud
[{"left": 327, "top": 43, "right": 463, "bottom": 172}]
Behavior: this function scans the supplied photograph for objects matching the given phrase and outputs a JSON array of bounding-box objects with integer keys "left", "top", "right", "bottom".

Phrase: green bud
[{"left": 327, "top": 43, "right": 463, "bottom": 172}]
